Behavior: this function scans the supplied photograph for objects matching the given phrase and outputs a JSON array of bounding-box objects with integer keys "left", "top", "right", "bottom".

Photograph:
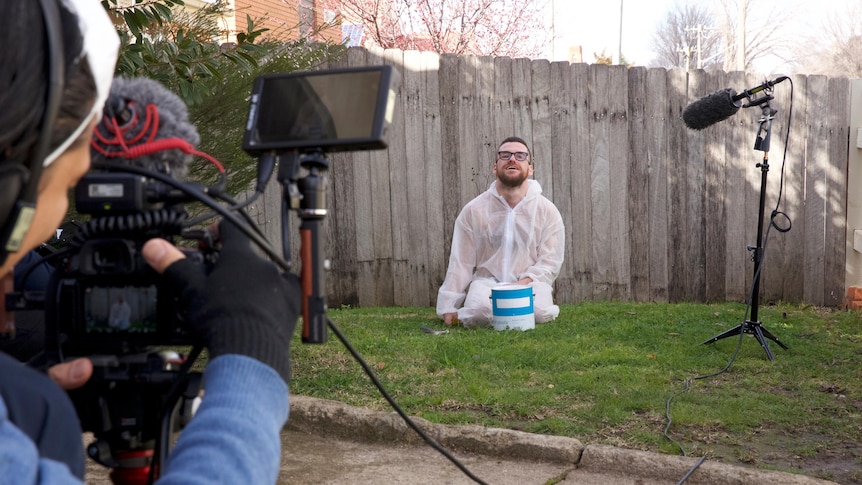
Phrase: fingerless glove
[{"left": 162, "top": 221, "right": 300, "bottom": 383}]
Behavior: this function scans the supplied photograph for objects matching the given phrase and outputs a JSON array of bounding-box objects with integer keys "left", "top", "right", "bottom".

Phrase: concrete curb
[
  {"left": 578, "top": 445, "right": 837, "bottom": 485},
  {"left": 286, "top": 395, "right": 839, "bottom": 485},
  {"left": 286, "top": 395, "right": 583, "bottom": 464}
]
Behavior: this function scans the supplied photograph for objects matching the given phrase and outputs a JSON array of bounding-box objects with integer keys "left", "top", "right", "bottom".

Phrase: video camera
[
  {"left": 47, "top": 176, "right": 206, "bottom": 354},
  {"left": 4, "top": 65, "right": 399, "bottom": 483}
]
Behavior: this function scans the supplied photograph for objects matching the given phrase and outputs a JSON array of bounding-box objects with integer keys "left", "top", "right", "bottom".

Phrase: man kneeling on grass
[{"left": 436, "top": 136, "right": 565, "bottom": 328}]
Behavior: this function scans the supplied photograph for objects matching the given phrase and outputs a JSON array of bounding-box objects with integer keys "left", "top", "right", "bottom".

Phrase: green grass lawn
[{"left": 289, "top": 302, "right": 862, "bottom": 483}]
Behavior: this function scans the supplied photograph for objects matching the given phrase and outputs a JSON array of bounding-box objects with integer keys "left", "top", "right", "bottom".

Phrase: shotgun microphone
[
  {"left": 682, "top": 76, "right": 789, "bottom": 130},
  {"left": 682, "top": 88, "right": 740, "bottom": 130}
]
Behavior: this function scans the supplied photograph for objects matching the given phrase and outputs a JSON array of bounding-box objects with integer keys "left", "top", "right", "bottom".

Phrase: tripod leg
[
  {"left": 758, "top": 325, "right": 789, "bottom": 350},
  {"left": 702, "top": 324, "right": 744, "bottom": 345},
  {"left": 751, "top": 324, "right": 775, "bottom": 361}
]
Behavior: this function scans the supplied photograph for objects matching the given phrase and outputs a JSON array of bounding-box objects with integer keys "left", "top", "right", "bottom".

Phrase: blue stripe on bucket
[
  {"left": 491, "top": 287, "right": 534, "bottom": 316},
  {"left": 494, "top": 306, "right": 533, "bottom": 316}
]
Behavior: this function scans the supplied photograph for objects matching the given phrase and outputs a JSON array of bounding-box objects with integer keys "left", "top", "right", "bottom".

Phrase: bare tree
[
  {"left": 320, "top": 0, "right": 551, "bottom": 58},
  {"left": 792, "top": 2, "right": 862, "bottom": 77},
  {"left": 651, "top": 1, "right": 722, "bottom": 70},
  {"left": 651, "top": 0, "right": 800, "bottom": 74},
  {"left": 716, "top": 0, "right": 797, "bottom": 73}
]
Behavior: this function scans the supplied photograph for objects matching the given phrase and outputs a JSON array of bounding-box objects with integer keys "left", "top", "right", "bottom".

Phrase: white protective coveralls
[{"left": 436, "top": 179, "right": 565, "bottom": 326}]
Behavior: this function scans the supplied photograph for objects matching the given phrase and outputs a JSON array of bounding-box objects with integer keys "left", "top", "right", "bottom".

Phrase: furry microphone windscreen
[
  {"left": 91, "top": 77, "right": 200, "bottom": 178},
  {"left": 681, "top": 88, "right": 741, "bottom": 130}
]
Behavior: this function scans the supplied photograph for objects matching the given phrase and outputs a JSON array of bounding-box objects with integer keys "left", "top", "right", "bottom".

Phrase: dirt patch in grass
[{"left": 652, "top": 424, "right": 862, "bottom": 484}]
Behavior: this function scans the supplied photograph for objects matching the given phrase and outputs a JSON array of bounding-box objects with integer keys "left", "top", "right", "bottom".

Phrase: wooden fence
[{"left": 246, "top": 46, "right": 851, "bottom": 309}]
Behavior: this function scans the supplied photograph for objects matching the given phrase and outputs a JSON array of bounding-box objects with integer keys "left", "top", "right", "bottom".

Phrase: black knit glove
[{"left": 162, "top": 220, "right": 300, "bottom": 383}]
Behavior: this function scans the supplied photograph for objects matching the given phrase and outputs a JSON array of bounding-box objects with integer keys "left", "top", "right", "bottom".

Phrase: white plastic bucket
[{"left": 490, "top": 285, "right": 535, "bottom": 331}]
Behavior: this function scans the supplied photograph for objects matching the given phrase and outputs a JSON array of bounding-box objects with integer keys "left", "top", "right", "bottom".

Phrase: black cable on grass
[{"left": 328, "top": 317, "right": 490, "bottom": 485}]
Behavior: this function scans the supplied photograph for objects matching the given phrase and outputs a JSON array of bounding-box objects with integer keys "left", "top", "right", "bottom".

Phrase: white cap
[{"left": 42, "top": 0, "right": 119, "bottom": 166}]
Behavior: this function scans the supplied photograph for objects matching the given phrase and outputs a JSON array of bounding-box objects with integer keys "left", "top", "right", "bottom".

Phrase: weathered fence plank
[
  {"left": 666, "top": 68, "right": 688, "bottom": 302},
  {"left": 383, "top": 49, "right": 410, "bottom": 306},
  {"left": 700, "top": 71, "right": 726, "bottom": 302},
  {"left": 438, "top": 53, "right": 461, "bottom": 273},
  {"left": 531, "top": 59, "right": 553, "bottom": 201},
  {"left": 422, "top": 51, "right": 447, "bottom": 304},
  {"left": 645, "top": 68, "right": 670, "bottom": 303},
  {"left": 456, "top": 55, "right": 483, "bottom": 207},
  {"left": 399, "top": 50, "right": 429, "bottom": 306},
  {"left": 825, "top": 76, "right": 850, "bottom": 307},
  {"left": 511, "top": 57, "right": 533, "bottom": 156},
  {"left": 607, "top": 65, "right": 631, "bottom": 301},
  {"left": 627, "top": 66, "right": 649, "bottom": 302},
  {"left": 777, "top": 74, "right": 807, "bottom": 303},
  {"left": 803, "top": 75, "right": 830, "bottom": 305},
  {"left": 588, "top": 64, "right": 613, "bottom": 301},
  {"left": 476, "top": 55, "right": 495, "bottom": 187},
  {"left": 549, "top": 61, "right": 576, "bottom": 303},
  {"left": 569, "top": 63, "right": 594, "bottom": 303},
  {"left": 722, "top": 71, "right": 749, "bottom": 303},
  {"left": 492, "top": 56, "right": 515, "bottom": 145},
  {"left": 357, "top": 49, "right": 395, "bottom": 306}
]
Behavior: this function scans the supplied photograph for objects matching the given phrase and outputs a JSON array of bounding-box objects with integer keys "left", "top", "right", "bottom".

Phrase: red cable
[{"left": 90, "top": 102, "right": 225, "bottom": 173}]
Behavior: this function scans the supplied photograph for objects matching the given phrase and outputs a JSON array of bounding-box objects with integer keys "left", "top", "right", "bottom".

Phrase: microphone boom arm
[{"left": 733, "top": 76, "right": 788, "bottom": 107}]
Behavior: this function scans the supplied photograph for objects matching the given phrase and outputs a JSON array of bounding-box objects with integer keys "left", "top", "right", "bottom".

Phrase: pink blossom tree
[{"left": 320, "top": 0, "right": 551, "bottom": 58}]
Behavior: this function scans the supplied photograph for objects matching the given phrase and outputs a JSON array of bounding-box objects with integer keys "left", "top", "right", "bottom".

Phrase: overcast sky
[{"left": 548, "top": 0, "right": 853, "bottom": 74}]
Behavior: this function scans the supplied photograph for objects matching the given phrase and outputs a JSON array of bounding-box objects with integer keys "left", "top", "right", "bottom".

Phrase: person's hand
[
  {"left": 141, "top": 237, "right": 186, "bottom": 273},
  {"left": 48, "top": 357, "right": 93, "bottom": 390},
  {"left": 443, "top": 312, "right": 459, "bottom": 326},
  {"left": 142, "top": 221, "right": 300, "bottom": 383}
]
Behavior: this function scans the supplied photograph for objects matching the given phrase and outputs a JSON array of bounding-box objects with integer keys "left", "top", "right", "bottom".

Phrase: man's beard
[{"left": 497, "top": 167, "right": 529, "bottom": 188}]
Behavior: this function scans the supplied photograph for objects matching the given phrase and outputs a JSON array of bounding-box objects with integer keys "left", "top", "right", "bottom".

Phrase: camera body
[
  {"left": 44, "top": 171, "right": 212, "bottom": 358},
  {"left": 48, "top": 238, "right": 203, "bottom": 354},
  {"left": 37, "top": 169, "right": 214, "bottom": 463}
]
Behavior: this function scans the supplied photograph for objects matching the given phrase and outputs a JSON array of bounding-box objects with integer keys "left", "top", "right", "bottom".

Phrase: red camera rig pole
[{"left": 277, "top": 150, "right": 328, "bottom": 344}]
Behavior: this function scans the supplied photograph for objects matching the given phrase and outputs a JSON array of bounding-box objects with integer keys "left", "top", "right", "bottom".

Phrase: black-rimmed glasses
[{"left": 497, "top": 151, "right": 529, "bottom": 161}]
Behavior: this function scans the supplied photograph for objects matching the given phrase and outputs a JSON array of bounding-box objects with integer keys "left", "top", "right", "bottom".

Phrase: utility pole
[
  {"left": 678, "top": 45, "right": 692, "bottom": 72},
  {"left": 685, "top": 25, "right": 705, "bottom": 69},
  {"left": 737, "top": 0, "right": 746, "bottom": 70},
  {"left": 551, "top": 0, "right": 556, "bottom": 60},
  {"left": 680, "top": 24, "right": 712, "bottom": 69},
  {"left": 617, "top": 0, "right": 623, "bottom": 64}
]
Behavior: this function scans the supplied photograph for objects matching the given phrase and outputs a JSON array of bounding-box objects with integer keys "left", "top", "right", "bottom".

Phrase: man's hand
[
  {"left": 48, "top": 357, "right": 92, "bottom": 390},
  {"left": 145, "top": 221, "right": 300, "bottom": 384},
  {"left": 142, "top": 237, "right": 187, "bottom": 273},
  {"left": 443, "top": 312, "right": 459, "bottom": 326}
]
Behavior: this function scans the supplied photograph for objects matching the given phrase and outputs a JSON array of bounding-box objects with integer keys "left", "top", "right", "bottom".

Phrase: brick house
[{"left": 185, "top": 0, "right": 342, "bottom": 45}]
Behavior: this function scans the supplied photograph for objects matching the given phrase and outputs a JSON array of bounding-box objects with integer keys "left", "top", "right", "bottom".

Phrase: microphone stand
[{"left": 702, "top": 95, "right": 788, "bottom": 360}]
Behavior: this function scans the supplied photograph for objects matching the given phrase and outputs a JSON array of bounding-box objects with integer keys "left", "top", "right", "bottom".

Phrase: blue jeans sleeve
[{"left": 156, "top": 354, "right": 289, "bottom": 485}]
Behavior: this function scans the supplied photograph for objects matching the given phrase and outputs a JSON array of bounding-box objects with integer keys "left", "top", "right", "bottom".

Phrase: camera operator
[{"left": 1, "top": 1, "right": 300, "bottom": 484}]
